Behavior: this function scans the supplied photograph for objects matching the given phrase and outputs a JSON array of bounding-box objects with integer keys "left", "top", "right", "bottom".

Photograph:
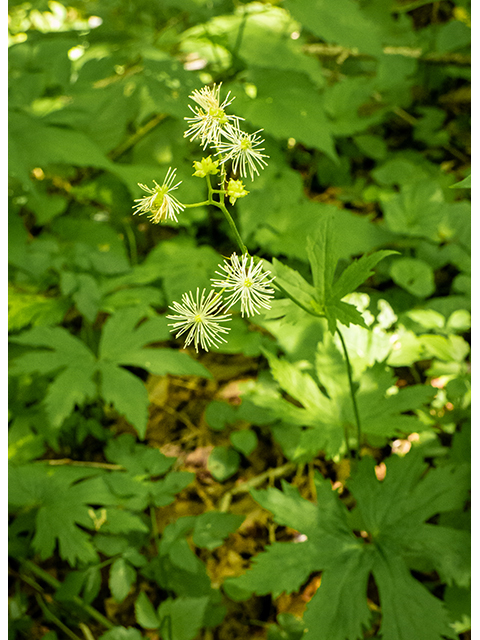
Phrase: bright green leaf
[
  {"left": 109, "top": 558, "right": 136, "bottom": 603},
  {"left": 135, "top": 592, "right": 160, "bottom": 630}
]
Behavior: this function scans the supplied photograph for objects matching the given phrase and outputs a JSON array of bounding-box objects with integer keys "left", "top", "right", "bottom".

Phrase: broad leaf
[
  {"left": 271, "top": 212, "right": 396, "bottom": 333},
  {"left": 8, "top": 465, "right": 113, "bottom": 566},
  {"left": 247, "top": 349, "right": 434, "bottom": 460},
  {"left": 226, "top": 451, "right": 469, "bottom": 640}
]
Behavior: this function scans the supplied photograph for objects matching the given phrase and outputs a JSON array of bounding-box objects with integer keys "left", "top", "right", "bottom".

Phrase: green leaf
[
  {"left": 192, "top": 512, "right": 245, "bottom": 550},
  {"left": 205, "top": 400, "right": 238, "bottom": 431},
  {"left": 420, "top": 334, "right": 470, "bottom": 362},
  {"left": 226, "top": 540, "right": 321, "bottom": 599},
  {"left": 105, "top": 434, "right": 175, "bottom": 476},
  {"left": 99, "top": 362, "right": 149, "bottom": 439},
  {"left": 103, "top": 435, "right": 188, "bottom": 510},
  {"left": 109, "top": 558, "right": 136, "bottom": 603},
  {"left": 207, "top": 447, "right": 241, "bottom": 482},
  {"left": 268, "top": 613, "right": 306, "bottom": 640},
  {"left": 230, "top": 430, "right": 258, "bottom": 456},
  {"left": 306, "top": 216, "right": 339, "bottom": 304},
  {"left": 9, "top": 326, "right": 98, "bottom": 427},
  {"left": 99, "top": 510, "right": 149, "bottom": 535},
  {"left": 135, "top": 592, "right": 160, "bottom": 630},
  {"left": 9, "top": 465, "right": 113, "bottom": 566},
  {"left": 270, "top": 259, "right": 319, "bottom": 314},
  {"left": 252, "top": 350, "right": 432, "bottom": 460},
  {"left": 150, "top": 471, "right": 195, "bottom": 507},
  {"left": 302, "top": 549, "right": 373, "bottom": 640},
  {"left": 229, "top": 451, "right": 469, "bottom": 640},
  {"left": 284, "top": 0, "right": 383, "bottom": 55},
  {"left": 372, "top": 552, "right": 453, "bottom": 640},
  {"left": 239, "top": 68, "right": 337, "bottom": 161},
  {"left": 98, "top": 308, "right": 211, "bottom": 378},
  {"left": 10, "top": 326, "right": 96, "bottom": 375},
  {"left": 390, "top": 257, "right": 436, "bottom": 298},
  {"left": 99, "top": 627, "right": 144, "bottom": 640},
  {"left": 294, "top": 213, "right": 397, "bottom": 332},
  {"left": 157, "top": 596, "right": 209, "bottom": 640},
  {"left": 330, "top": 250, "right": 398, "bottom": 301},
  {"left": 44, "top": 364, "right": 97, "bottom": 429},
  {"left": 444, "top": 585, "right": 471, "bottom": 634},
  {"left": 9, "top": 111, "right": 116, "bottom": 188},
  {"left": 450, "top": 174, "right": 471, "bottom": 189},
  {"left": 382, "top": 180, "right": 449, "bottom": 240},
  {"left": 8, "top": 286, "right": 70, "bottom": 332}
]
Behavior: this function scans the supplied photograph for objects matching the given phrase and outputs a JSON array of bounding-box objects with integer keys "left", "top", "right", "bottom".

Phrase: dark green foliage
[
  {"left": 226, "top": 450, "right": 470, "bottom": 640},
  {"left": 8, "top": 0, "right": 470, "bottom": 638}
]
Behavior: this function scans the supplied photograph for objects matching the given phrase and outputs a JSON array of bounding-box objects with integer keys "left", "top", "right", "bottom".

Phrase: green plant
[{"left": 9, "top": 0, "right": 470, "bottom": 638}]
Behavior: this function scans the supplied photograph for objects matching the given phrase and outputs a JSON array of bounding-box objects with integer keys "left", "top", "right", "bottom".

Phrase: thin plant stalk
[
  {"left": 336, "top": 327, "right": 362, "bottom": 459},
  {"left": 22, "top": 560, "right": 114, "bottom": 630}
]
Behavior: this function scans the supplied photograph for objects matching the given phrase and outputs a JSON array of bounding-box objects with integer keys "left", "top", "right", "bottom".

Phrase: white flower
[
  {"left": 166, "top": 288, "right": 232, "bottom": 352},
  {"left": 184, "top": 83, "right": 242, "bottom": 149},
  {"left": 133, "top": 168, "right": 184, "bottom": 223},
  {"left": 216, "top": 124, "right": 269, "bottom": 181},
  {"left": 211, "top": 253, "right": 275, "bottom": 318}
]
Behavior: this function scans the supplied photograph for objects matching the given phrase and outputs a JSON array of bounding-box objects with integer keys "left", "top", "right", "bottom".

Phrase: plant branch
[
  {"left": 215, "top": 201, "right": 248, "bottom": 255},
  {"left": 218, "top": 462, "right": 296, "bottom": 511},
  {"left": 34, "top": 593, "right": 83, "bottom": 640},
  {"left": 109, "top": 113, "right": 168, "bottom": 161},
  {"left": 23, "top": 560, "right": 115, "bottom": 630},
  {"left": 303, "top": 43, "right": 470, "bottom": 66}
]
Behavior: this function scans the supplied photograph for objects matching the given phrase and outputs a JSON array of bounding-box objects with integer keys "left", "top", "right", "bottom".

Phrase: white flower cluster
[
  {"left": 184, "top": 83, "right": 269, "bottom": 181},
  {"left": 132, "top": 84, "right": 275, "bottom": 352},
  {"left": 167, "top": 253, "right": 275, "bottom": 352},
  {"left": 133, "top": 84, "right": 268, "bottom": 223}
]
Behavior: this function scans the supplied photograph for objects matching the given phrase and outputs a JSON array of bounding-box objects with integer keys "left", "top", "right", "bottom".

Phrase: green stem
[
  {"left": 182, "top": 200, "right": 211, "bottom": 208},
  {"left": 23, "top": 560, "right": 114, "bottom": 630},
  {"left": 216, "top": 201, "right": 248, "bottom": 254},
  {"left": 336, "top": 327, "right": 362, "bottom": 459},
  {"left": 34, "top": 593, "right": 83, "bottom": 640},
  {"left": 123, "top": 221, "right": 137, "bottom": 265},
  {"left": 195, "top": 169, "right": 247, "bottom": 254}
]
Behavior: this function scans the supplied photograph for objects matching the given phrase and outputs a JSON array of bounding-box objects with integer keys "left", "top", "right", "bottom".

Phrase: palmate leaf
[
  {"left": 99, "top": 361, "right": 150, "bottom": 439},
  {"left": 249, "top": 348, "right": 434, "bottom": 460},
  {"left": 271, "top": 211, "right": 397, "bottom": 333},
  {"left": 9, "top": 307, "right": 211, "bottom": 436},
  {"left": 8, "top": 465, "right": 114, "bottom": 565},
  {"left": 10, "top": 326, "right": 98, "bottom": 428},
  {"left": 226, "top": 450, "right": 469, "bottom": 640},
  {"left": 307, "top": 215, "right": 397, "bottom": 333}
]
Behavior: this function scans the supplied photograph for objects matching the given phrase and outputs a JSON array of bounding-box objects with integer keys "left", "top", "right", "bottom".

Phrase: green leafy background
[{"left": 8, "top": 0, "right": 470, "bottom": 639}]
